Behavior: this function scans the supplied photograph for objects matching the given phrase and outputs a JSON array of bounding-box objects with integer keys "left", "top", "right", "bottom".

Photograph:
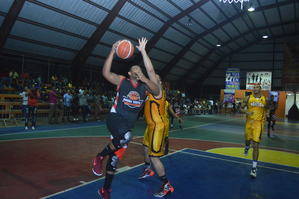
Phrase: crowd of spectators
[{"left": 0, "top": 69, "right": 227, "bottom": 129}]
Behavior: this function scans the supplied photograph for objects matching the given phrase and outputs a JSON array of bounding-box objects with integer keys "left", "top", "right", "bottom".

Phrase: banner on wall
[
  {"left": 223, "top": 89, "right": 235, "bottom": 103},
  {"left": 246, "top": 71, "right": 272, "bottom": 90},
  {"left": 225, "top": 68, "right": 240, "bottom": 90}
]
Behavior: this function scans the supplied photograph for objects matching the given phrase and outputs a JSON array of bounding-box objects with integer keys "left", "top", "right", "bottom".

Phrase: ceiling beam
[
  {"left": 71, "top": 0, "right": 127, "bottom": 82},
  {"left": 166, "top": 0, "right": 293, "bottom": 80},
  {"left": 187, "top": 20, "right": 298, "bottom": 83},
  {"left": 194, "top": 32, "right": 299, "bottom": 86},
  {"left": 0, "top": 0, "right": 25, "bottom": 48},
  {"left": 131, "top": 0, "right": 210, "bottom": 65}
]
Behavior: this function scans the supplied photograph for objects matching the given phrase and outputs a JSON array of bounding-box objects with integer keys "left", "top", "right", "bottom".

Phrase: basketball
[{"left": 116, "top": 40, "right": 134, "bottom": 59}]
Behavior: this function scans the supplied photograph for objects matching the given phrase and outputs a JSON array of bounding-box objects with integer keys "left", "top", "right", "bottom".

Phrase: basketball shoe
[
  {"left": 98, "top": 187, "right": 111, "bottom": 199},
  {"left": 153, "top": 181, "right": 174, "bottom": 198},
  {"left": 92, "top": 156, "right": 104, "bottom": 176},
  {"left": 250, "top": 167, "right": 257, "bottom": 178},
  {"left": 138, "top": 168, "right": 155, "bottom": 179}
]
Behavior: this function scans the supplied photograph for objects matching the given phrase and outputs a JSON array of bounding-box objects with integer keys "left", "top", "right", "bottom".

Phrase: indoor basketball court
[{"left": 0, "top": 0, "right": 298, "bottom": 199}]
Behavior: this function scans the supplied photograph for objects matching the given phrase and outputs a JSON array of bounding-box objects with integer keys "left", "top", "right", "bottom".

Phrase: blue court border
[{"left": 42, "top": 148, "right": 299, "bottom": 199}]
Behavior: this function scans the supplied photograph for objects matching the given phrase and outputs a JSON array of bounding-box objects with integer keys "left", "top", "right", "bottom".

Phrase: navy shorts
[{"left": 106, "top": 113, "right": 134, "bottom": 139}]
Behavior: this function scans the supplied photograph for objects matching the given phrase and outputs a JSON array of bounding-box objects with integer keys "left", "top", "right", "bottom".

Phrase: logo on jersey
[
  {"left": 122, "top": 91, "right": 144, "bottom": 108},
  {"left": 250, "top": 101, "right": 265, "bottom": 107}
]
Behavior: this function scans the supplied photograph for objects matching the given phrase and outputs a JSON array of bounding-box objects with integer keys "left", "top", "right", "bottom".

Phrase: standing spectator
[
  {"left": 78, "top": 89, "right": 88, "bottom": 122},
  {"left": 62, "top": 90, "right": 73, "bottom": 122},
  {"left": 48, "top": 87, "right": 58, "bottom": 124},
  {"left": 26, "top": 85, "right": 40, "bottom": 130},
  {"left": 72, "top": 90, "right": 79, "bottom": 121},
  {"left": 19, "top": 86, "right": 29, "bottom": 121}
]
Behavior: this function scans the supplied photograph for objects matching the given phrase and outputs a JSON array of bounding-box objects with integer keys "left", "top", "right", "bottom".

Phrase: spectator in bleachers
[
  {"left": 19, "top": 86, "right": 29, "bottom": 119},
  {"left": 48, "top": 87, "right": 58, "bottom": 124},
  {"left": 62, "top": 90, "right": 73, "bottom": 122},
  {"left": 72, "top": 89, "right": 79, "bottom": 121},
  {"left": 79, "top": 89, "right": 88, "bottom": 122}
]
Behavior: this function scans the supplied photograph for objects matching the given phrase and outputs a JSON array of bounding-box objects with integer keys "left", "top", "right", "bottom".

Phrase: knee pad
[
  {"left": 106, "top": 154, "right": 119, "bottom": 172},
  {"left": 112, "top": 131, "right": 132, "bottom": 150}
]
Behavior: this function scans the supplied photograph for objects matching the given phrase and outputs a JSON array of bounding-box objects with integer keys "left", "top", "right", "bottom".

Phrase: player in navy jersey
[{"left": 92, "top": 39, "right": 159, "bottom": 199}]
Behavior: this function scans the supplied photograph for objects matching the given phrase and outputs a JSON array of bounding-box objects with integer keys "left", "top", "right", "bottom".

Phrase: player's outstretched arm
[
  {"left": 136, "top": 37, "right": 158, "bottom": 84},
  {"left": 102, "top": 41, "right": 124, "bottom": 86}
]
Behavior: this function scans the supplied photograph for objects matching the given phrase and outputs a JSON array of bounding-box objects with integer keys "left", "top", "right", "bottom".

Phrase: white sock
[{"left": 252, "top": 161, "right": 257, "bottom": 168}]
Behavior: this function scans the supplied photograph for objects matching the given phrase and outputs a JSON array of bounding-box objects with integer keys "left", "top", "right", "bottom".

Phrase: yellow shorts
[
  {"left": 245, "top": 119, "right": 265, "bottom": 143},
  {"left": 143, "top": 122, "right": 168, "bottom": 157}
]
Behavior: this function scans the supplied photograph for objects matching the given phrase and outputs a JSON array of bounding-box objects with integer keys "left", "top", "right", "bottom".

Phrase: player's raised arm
[
  {"left": 102, "top": 41, "right": 124, "bottom": 86},
  {"left": 136, "top": 37, "right": 158, "bottom": 84}
]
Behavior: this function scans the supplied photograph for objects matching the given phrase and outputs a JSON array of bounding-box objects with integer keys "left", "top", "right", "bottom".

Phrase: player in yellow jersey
[
  {"left": 241, "top": 84, "right": 268, "bottom": 178},
  {"left": 139, "top": 75, "right": 183, "bottom": 197}
]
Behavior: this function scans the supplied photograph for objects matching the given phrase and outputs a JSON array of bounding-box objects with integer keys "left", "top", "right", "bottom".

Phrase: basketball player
[
  {"left": 92, "top": 39, "right": 159, "bottom": 199},
  {"left": 267, "top": 95, "right": 277, "bottom": 138},
  {"left": 139, "top": 73, "right": 183, "bottom": 197},
  {"left": 242, "top": 84, "right": 268, "bottom": 178}
]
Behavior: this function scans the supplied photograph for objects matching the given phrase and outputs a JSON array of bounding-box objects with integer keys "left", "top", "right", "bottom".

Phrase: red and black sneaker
[
  {"left": 138, "top": 168, "right": 155, "bottom": 179},
  {"left": 92, "top": 156, "right": 104, "bottom": 176},
  {"left": 98, "top": 187, "right": 111, "bottom": 199},
  {"left": 153, "top": 181, "right": 174, "bottom": 198}
]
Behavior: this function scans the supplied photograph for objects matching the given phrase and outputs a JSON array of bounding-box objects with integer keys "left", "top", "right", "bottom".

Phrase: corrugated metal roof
[
  {"left": 109, "top": 17, "right": 153, "bottom": 40},
  {"left": 100, "top": 31, "right": 127, "bottom": 45},
  {"left": 119, "top": 2, "right": 164, "bottom": 32},
  {"left": 164, "top": 27, "right": 191, "bottom": 46},
  {"left": 190, "top": 42, "right": 209, "bottom": 56},
  {"left": 264, "top": 8, "right": 282, "bottom": 24},
  {"left": 190, "top": 9, "right": 216, "bottom": 29},
  {"left": 232, "top": 18, "right": 248, "bottom": 33},
  {"left": 184, "top": 51, "right": 200, "bottom": 63},
  {"left": 170, "top": 67, "right": 188, "bottom": 75},
  {"left": 19, "top": 2, "right": 96, "bottom": 38},
  {"left": 0, "top": 0, "right": 14, "bottom": 13},
  {"left": 4, "top": 38, "right": 75, "bottom": 60},
  {"left": 130, "top": 0, "right": 169, "bottom": 22},
  {"left": 146, "top": 0, "right": 181, "bottom": 17},
  {"left": 90, "top": 0, "right": 118, "bottom": 10},
  {"left": 248, "top": 12, "right": 266, "bottom": 28},
  {"left": 280, "top": 4, "right": 295, "bottom": 21},
  {"left": 171, "top": 23, "right": 195, "bottom": 38},
  {"left": 176, "top": 59, "right": 194, "bottom": 68},
  {"left": 178, "top": 16, "right": 205, "bottom": 35},
  {"left": 38, "top": 0, "right": 108, "bottom": 24},
  {"left": 86, "top": 56, "right": 105, "bottom": 66},
  {"left": 213, "top": 29, "right": 230, "bottom": 42},
  {"left": 155, "top": 38, "right": 183, "bottom": 54},
  {"left": 11, "top": 21, "right": 86, "bottom": 50},
  {"left": 201, "top": 1, "right": 226, "bottom": 23},
  {"left": 151, "top": 60, "right": 165, "bottom": 70},
  {"left": 149, "top": 48, "right": 174, "bottom": 63},
  {"left": 92, "top": 44, "right": 112, "bottom": 57},
  {"left": 172, "top": 0, "right": 194, "bottom": 10}
]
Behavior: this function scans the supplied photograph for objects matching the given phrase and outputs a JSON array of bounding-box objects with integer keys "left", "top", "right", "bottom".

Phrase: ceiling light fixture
[
  {"left": 248, "top": 7, "right": 255, "bottom": 12},
  {"left": 216, "top": 44, "right": 221, "bottom": 47},
  {"left": 185, "top": 18, "right": 193, "bottom": 26},
  {"left": 262, "top": 35, "right": 269, "bottom": 39}
]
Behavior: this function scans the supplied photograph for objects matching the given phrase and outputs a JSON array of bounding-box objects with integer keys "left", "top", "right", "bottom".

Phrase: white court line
[
  {"left": 40, "top": 148, "right": 186, "bottom": 199},
  {"left": 179, "top": 150, "right": 299, "bottom": 175},
  {"left": 0, "top": 124, "right": 105, "bottom": 137}
]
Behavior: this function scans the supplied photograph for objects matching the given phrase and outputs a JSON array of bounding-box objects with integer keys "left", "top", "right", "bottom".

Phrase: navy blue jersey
[{"left": 110, "top": 78, "right": 148, "bottom": 123}]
